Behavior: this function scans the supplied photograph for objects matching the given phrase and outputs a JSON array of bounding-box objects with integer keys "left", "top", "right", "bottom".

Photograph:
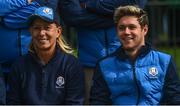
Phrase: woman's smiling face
[{"left": 29, "top": 18, "right": 61, "bottom": 51}]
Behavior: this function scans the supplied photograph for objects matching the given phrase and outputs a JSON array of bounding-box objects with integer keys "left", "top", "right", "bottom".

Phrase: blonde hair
[
  {"left": 114, "top": 5, "right": 149, "bottom": 27},
  {"left": 56, "top": 35, "right": 73, "bottom": 53}
]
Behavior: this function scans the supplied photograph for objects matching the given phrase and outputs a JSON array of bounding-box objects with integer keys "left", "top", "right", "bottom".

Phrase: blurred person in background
[{"left": 0, "top": 0, "right": 59, "bottom": 91}]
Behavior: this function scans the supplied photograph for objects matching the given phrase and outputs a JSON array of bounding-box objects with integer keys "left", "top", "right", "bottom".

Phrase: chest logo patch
[
  {"left": 149, "top": 67, "right": 158, "bottom": 78},
  {"left": 56, "top": 76, "right": 64, "bottom": 88}
]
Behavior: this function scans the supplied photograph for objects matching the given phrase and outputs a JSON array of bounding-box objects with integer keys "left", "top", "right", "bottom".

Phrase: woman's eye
[
  {"left": 33, "top": 26, "right": 41, "bottom": 30},
  {"left": 45, "top": 26, "right": 52, "bottom": 30}
]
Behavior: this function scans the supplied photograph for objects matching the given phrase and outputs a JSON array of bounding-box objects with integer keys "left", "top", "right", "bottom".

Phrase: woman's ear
[{"left": 56, "top": 26, "right": 62, "bottom": 38}]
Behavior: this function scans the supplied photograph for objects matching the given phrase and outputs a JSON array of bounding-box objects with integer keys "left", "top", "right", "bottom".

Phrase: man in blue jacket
[
  {"left": 58, "top": 0, "right": 147, "bottom": 104},
  {"left": 0, "top": 0, "right": 38, "bottom": 73},
  {"left": 90, "top": 5, "right": 180, "bottom": 105}
]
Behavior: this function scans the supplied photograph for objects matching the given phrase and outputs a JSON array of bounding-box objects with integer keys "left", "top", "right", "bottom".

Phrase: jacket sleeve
[
  {"left": 3, "top": 0, "right": 60, "bottom": 29},
  {"left": 64, "top": 57, "right": 85, "bottom": 104},
  {"left": 160, "top": 57, "right": 180, "bottom": 105},
  {"left": 85, "top": 0, "right": 148, "bottom": 15},
  {"left": 90, "top": 63, "right": 112, "bottom": 105},
  {"left": 3, "top": 2, "right": 40, "bottom": 29},
  {"left": 6, "top": 63, "right": 22, "bottom": 104},
  {"left": 0, "top": 0, "right": 29, "bottom": 16},
  {"left": 58, "top": 0, "right": 114, "bottom": 28}
]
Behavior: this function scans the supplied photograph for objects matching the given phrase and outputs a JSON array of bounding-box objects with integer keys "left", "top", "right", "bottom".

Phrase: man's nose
[{"left": 124, "top": 27, "right": 131, "bottom": 34}]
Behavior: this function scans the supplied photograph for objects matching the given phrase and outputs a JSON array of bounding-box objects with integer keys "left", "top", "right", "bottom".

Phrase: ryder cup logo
[
  {"left": 43, "top": 8, "right": 52, "bottom": 15},
  {"left": 56, "top": 76, "right": 64, "bottom": 88},
  {"left": 149, "top": 67, "right": 158, "bottom": 78}
]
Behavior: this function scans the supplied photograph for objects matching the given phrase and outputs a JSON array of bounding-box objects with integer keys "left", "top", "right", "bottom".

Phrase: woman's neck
[{"left": 35, "top": 46, "right": 56, "bottom": 64}]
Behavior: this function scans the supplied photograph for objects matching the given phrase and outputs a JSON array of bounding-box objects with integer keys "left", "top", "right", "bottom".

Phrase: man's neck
[{"left": 125, "top": 49, "right": 139, "bottom": 61}]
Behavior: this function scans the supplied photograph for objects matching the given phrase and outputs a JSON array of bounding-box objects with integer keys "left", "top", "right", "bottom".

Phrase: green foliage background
[{"left": 158, "top": 47, "right": 180, "bottom": 77}]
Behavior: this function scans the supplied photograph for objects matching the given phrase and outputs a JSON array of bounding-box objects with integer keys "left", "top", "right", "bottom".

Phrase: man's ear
[{"left": 143, "top": 25, "right": 148, "bottom": 36}]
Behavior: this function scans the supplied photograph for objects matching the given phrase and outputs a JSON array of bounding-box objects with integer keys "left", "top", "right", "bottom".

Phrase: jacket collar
[
  {"left": 117, "top": 43, "right": 151, "bottom": 60},
  {"left": 29, "top": 45, "right": 63, "bottom": 66}
]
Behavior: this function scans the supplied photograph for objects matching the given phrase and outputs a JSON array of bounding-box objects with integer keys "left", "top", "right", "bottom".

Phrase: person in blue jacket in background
[
  {"left": 7, "top": 6, "right": 85, "bottom": 104},
  {"left": 90, "top": 5, "right": 180, "bottom": 105},
  {"left": 0, "top": 0, "right": 59, "bottom": 89},
  {"left": 58, "top": 0, "right": 147, "bottom": 104}
]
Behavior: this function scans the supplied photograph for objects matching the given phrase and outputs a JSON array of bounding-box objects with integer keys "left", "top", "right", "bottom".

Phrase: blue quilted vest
[{"left": 99, "top": 50, "right": 171, "bottom": 105}]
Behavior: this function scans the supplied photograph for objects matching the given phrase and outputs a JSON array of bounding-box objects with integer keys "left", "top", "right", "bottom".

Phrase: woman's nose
[{"left": 39, "top": 29, "right": 46, "bottom": 35}]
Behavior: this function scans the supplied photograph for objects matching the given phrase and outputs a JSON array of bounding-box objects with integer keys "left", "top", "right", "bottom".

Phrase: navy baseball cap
[{"left": 28, "top": 6, "right": 55, "bottom": 25}]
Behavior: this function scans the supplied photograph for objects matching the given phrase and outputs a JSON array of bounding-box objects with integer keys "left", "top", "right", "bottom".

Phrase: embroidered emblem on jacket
[
  {"left": 149, "top": 67, "right": 158, "bottom": 78},
  {"left": 56, "top": 76, "right": 64, "bottom": 88}
]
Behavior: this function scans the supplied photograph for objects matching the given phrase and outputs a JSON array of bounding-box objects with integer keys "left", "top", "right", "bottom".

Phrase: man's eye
[
  {"left": 118, "top": 26, "right": 125, "bottom": 30},
  {"left": 128, "top": 25, "right": 136, "bottom": 30}
]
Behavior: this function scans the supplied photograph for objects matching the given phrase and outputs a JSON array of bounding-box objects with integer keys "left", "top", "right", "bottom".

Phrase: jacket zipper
[
  {"left": 41, "top": 68, "right": 46, "bottom": 98},
  {"left": 132, "top": 62, "right": 140, "bottom": 105}
]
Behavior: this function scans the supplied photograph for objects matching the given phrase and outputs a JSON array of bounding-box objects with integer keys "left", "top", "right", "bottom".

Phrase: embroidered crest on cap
[
  {"left": 43, "top": 7, "right": 52, "bottom": 15},
  {"left": 149, "top": 67, "right": 158, "bottom": 78},
  {"left": 56, "top": 76, "right": 64, "bottom": 88}
]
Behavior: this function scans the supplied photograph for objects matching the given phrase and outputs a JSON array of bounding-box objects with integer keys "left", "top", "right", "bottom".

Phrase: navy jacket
[
  {"left": 7, "top": 47, "right": 85, "bottom": 105},
  {"left": 59, "top": 0, "right": 114, "bottom": 29},
  {"left": 59, "top": 0, "right": 147, "bottom": 28},
  {"left": 90, "top": 45, "right": 180, "bottom": 105},
  {"left": 84, "top": 0, "right": 147, "bottom": 15}
]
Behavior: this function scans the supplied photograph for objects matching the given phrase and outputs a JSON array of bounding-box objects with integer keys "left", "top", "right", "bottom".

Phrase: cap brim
[{"left": 28, "top": 14, "right": 54, "bottom": 25}]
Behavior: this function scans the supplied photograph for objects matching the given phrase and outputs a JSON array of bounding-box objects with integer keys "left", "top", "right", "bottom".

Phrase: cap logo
[{"left": 43, "top": 8, "right": 52, "bottom": 15}]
